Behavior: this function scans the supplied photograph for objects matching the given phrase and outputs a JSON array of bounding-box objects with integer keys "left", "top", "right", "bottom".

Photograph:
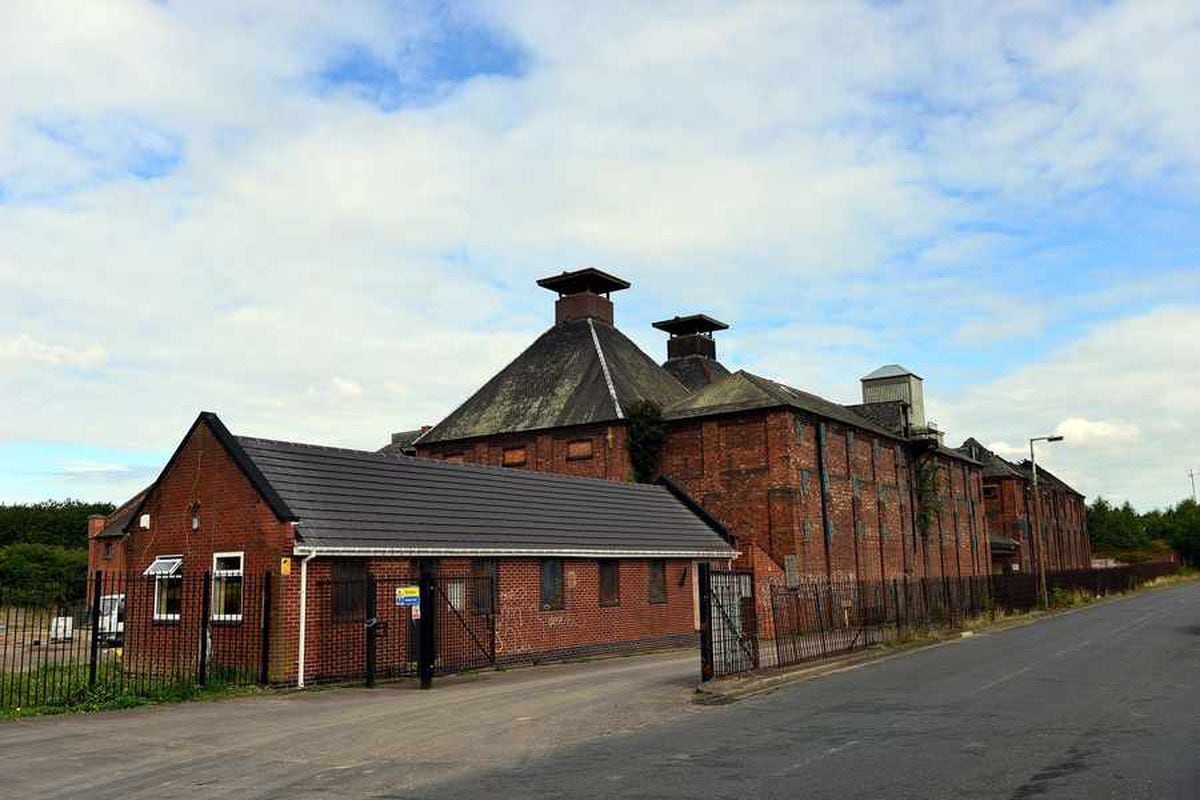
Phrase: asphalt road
[
  {"left": 2, "top": 580, "right": 1197, "bottom": 799},
  {"left": 423, "top": 579, "right": 1200, "bottom": 800}
]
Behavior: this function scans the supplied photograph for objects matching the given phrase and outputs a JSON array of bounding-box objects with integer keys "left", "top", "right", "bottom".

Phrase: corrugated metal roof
[
  {"left": 861, "top": 364, "right": 920, "bottom": 381},
  {"left": 237, "top": 436, "right": 736, "bottom": 557}
]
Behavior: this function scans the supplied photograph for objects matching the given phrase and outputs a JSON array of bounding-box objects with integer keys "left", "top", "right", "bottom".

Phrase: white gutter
[
  {"left": 292, "top": 545, "right": 738, "bottom": 559},
  {"left": 296, "top": 552, "right": 317, "bottom": 689}
]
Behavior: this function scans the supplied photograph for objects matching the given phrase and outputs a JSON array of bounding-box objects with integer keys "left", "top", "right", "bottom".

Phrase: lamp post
[{"left": 1030, "top": 435, "right": 1065, "bottom": 607}]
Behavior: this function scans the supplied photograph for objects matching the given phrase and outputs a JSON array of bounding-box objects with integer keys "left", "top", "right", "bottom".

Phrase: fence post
[
  {"left": 198, "top": 571, "right": 211, "bottom": 688},
  {"left": 418, "top": 574, "right": 436, "bottom": 689},
  {"left": 365, "top": 574, "right": 378, "bottom": 688},
  {"left": 88, "top": 570, "right": 103, "bottom": 688},
  {"left": 259, "top": 571, "right": 272, "bottom": 686},
  {"left": 814, "top": 583, "right": 828, "bottom": 659},
  {"left": 697, "top": 563, "right": 714, "bottom": 681}
]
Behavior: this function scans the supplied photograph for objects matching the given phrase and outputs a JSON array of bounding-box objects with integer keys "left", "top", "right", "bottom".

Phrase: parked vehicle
[{"left": 98, "top": 593, "right": 125, "bottom": 645}]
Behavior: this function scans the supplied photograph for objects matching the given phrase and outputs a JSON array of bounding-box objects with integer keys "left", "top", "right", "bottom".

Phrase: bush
[{"left": 0, "top": 544, "right": 89, "bottom": 606}]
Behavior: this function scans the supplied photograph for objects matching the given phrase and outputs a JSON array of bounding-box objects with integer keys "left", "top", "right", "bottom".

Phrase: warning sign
[{"left": 394, "top": 585, "right": 420, "bottom": 607}]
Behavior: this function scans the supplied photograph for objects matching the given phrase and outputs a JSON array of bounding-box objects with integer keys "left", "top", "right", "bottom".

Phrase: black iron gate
[{"left": 698, "top": 565, "right": 758, "bottom": 681}]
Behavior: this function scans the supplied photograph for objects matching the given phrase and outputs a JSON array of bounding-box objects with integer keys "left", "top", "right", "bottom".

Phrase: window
[
  {"left": 540, "top": 558, "right": 564, "bottom": 610},
  {"left": 444, "top": 578, "right": 466, "bottom": 613},
  {"left": 211, "top": 552, "right": 244, "bottom": 622},
  {"left": 983, "top": 486, "right": 999, "bottom": 500},
  {"left": 144, "top": 555, "right": 183, "bottom": 622},
  {"left": 567, "top": 439, "right": 594, "bottom": 461},
  {"left": 103, "top": 541, "right": 113, "bottom": 560},
  {"left": 647, "top": 559, "right": 667, "bottom": 604},
  {"left": 502, "top": 446, "right": 528, "bottom": 467},
  {"left": 331, "top": 559, "right": 368, "bottom": 622},
  {"left": 471, "top": 558, "right": 497, "bottom": 615},
  {"left": 599, "top": 560, "right": 620, "bottom": 606}
]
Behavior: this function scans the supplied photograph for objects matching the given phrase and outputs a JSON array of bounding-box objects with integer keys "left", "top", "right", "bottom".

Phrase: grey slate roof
[
  {"left": 236, "top": 435, "right": 736, "bottom": 557},
  {"left": 378, "top": 429, "right": 423, "bottom": 456},
  {"left": 845, "top": 401, "right": 907, "bottom": 435},
  {"left": 418, "top": 318, "right": 689, "bottom": 444},
  {"left": 1015, "top": 461, "right": 1085, "bottom": 498},
  {"left": 663, "top": 370, "right": 904, "bottom": 440},
  {"left": 958, "top": 438, "right": 1027, "bottom": 480},
  {"left": 96, "top": 488, "right": 148, "bottom": 539},
  {"left": 663, "top": 355, "right": 731, "bottom": 392}
]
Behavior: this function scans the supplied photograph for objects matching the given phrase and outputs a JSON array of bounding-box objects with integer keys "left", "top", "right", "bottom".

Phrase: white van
[{"left": 98, "top": 594, "right": 125, "bottom": 645}]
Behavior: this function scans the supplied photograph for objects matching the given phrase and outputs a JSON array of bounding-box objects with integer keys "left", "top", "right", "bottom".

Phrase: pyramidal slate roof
[
  {"left": 663, "top": 354, "right": 731, "bottom": 392},
  {"left": 417, "top": 318, "right": 689, "bottom": 444}
]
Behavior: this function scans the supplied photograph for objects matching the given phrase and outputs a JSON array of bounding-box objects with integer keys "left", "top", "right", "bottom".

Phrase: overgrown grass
[{"left": 1, "top": 659, "right": 261, "bottom": 720}]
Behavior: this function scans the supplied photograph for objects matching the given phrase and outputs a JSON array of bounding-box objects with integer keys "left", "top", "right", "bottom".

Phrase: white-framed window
[
  {"left": 445, "top": 578, "right": 466, "bottom": 614},
  {"left": 144, "top": 555, "right": 183, "bottom": 622},
  {"left": 211, "top": 551, "right": 244, "bottom": 622}
]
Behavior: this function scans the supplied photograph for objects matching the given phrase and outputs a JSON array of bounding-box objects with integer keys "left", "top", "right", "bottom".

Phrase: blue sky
[{"left": 1, "top": 1, "right": 1199, "bottom": 509}]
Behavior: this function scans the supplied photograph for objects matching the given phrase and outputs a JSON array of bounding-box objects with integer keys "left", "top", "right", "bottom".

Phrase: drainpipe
[{"left": 297, "top": 552, "right": 317, "bottom": 688}]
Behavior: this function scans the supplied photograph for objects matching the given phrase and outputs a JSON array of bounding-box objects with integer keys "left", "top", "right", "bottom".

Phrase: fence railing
[
  {"left": 701, "top": 561, "right": 1181, "bottom": 681},
  {"left": 0, "top": 571, "right": 270, "bottom": 712}
]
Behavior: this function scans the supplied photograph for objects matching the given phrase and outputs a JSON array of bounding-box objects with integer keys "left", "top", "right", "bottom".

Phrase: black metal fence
[
  {"left": 0, "top": 571, "right": 270, "bottom": 712},
  {"left": 701, "top": 561, "right": 1182, "bottom": 681}
]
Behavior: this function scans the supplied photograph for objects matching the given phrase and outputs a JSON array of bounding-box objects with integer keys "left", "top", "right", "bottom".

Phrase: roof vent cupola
[
  {"left": 537, "top": 268, "right": 630, "bottom": 326},
  {"left": 653, "top": 314, "right": 731, "bottom": 391}
]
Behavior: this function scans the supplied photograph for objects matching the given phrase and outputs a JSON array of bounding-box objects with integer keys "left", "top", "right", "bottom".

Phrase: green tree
[
  {"left": 0, "top": 499, "right": 115, "bottom": 549},
  {"left": 1087, "top": 497, "right": 1151, "bottom": 551},
  {"left": 626, "top": 400, "right": 667, "bottom": 483}
]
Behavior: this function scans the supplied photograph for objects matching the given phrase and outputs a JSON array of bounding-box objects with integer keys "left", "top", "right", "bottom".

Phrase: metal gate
[{"left": 698, "top": 566, "right": 758, "bottom": 680}]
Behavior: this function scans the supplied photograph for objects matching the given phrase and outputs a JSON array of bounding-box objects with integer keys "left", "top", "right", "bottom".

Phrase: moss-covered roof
[{"left": 418, "top": 318, "right": 688, "bottom": 444}]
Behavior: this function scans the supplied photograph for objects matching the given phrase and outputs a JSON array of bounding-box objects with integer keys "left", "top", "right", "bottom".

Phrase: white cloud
[
  {"left": 1055, "top": 417, "right": 1140, "bottom": 448},
  {"left": 0, "top": 334, "right": 107, "bottom": 369},
  {"left": 1, "top": 1, "right": 1199, "bottom": 509}
]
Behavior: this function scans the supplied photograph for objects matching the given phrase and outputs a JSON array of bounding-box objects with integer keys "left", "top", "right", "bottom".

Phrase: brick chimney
[
  {"left": 88, "top": 513, "right": 108, "bottom": 539},
  {"left": 652, "top": 314, "right": 729, "bottom": 361},
  {"left": 536, "top": 268, "right": 631, "bottom": 325}
]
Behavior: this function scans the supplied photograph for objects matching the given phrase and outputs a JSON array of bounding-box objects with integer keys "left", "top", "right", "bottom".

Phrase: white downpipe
[{"left": 297, "top": 553, "right": 316, "bottom": 688}]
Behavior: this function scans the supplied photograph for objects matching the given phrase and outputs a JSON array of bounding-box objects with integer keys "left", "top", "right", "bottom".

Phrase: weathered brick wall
[
  {"left": 982, "top": 476, "right": 1090, "bottom": 573},
  {"left": 87, "top": 514, "right": 127, "bottom": 579},
  {"left": 416, "top": 423, "right": 633, "bottom": 482}
]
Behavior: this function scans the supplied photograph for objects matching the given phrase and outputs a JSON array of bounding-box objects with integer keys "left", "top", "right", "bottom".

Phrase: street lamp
[{"left": 1030, "top": 435, "right": 1065, "bottom": 607}]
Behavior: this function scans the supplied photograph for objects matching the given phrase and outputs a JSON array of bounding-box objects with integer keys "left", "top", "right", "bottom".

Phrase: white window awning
[{"left": 143, "top": 556, "right": 183, "bottom": 577}]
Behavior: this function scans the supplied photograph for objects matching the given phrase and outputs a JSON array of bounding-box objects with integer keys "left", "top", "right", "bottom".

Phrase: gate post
[
  {"left": 259, "top": 571, "right": 272, "bottom": 686},
  {"left": 365, "top": 574, "right": 378, "bottom": 688},
  {"left": 88, "top": 570, "right": 103, "bottom": 688},
  {"left": 697, "top": 563, "right": 714, "bottom": 682},
  {"left": 418, "top": 574, "right": 436, "bottom": 689},
  {"left": 198, "top": 571, "right": 211, "bottom": 687}
]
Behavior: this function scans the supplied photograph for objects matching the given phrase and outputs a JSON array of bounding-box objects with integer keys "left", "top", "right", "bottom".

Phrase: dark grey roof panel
[
  {"left": 663, "top": 356, "right": 731, "bottom": 392},
  {"left": 237, "top": 436, "right": 735, "bottom": 556}
]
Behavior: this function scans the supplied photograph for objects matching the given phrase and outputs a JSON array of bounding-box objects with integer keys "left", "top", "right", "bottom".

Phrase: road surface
[{"left": 1, "top": 580, "right": 1198, "bottom": 798}]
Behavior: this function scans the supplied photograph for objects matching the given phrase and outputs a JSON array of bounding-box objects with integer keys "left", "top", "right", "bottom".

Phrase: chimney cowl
[
  {"left": 537, "top": 268, "right": 630, "bottom": 325},
  {"left": 653, "top": 314, "right": 728, "bottom": 362}
]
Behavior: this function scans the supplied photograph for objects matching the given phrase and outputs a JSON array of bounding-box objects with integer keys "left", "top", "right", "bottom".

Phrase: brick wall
[
  {"left": 417, "top": 422, "right": 633, "bottom": 482},
  {"left": 87, "top": 515, "right": 127, "bottom": 578},
  {"left": 982, "top": 476, "right": 1091, "bottom": 573}
]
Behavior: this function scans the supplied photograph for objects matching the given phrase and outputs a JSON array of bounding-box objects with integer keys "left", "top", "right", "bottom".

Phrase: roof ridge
[{"left": 587, "top": 317, "right": 624, "bottom": 419}]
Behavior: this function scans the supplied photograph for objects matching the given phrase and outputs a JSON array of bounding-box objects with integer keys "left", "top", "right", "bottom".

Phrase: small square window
[
  {"left": 567, "top": 439, "right": 594, "bottom": 461},
  {"left": 647, "top": 560, "right": 667, "bottom": 605},
  {"left": 599, "top": 560, "right": 620, "bottom": 606},
  {"left": 540, "top": 558, "right": 564, "bottom": 610},
  {"left": 502, "top": 446, "right": 528, "bottom": 467},
  {"left": 983, "top": 486, "right": 999, "bottom": 500}
]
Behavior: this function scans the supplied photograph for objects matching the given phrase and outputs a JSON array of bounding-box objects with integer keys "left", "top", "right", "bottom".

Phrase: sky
[{"left": 1, "top": 1, "right": 1198, "bottom": 511}]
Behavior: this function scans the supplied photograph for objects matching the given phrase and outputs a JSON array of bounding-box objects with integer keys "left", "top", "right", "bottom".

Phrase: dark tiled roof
[
  {"left": 845, "top": 401, "right": 907, "bottom": 435},
  {"left": 418, "top": 318, "right": 688, "bottom": 444},
  {"left": 378, "top": 429, "right": 423, "bottom": 456},
  {"left": 664, "top": 370, "right": 904, "bottom": 440},
  {"left": 663, "top": 355, "right": 731, "bottom": 392},
  {"left": 1016, "top": 461, "right": 1085, "bottom": 498},
  {"left": 237, "top": 436, "right": 736, "bottom": 557},
  {"left": 96, "top": 489, "right": 148, "bottom": 539},
  {"left": 958, "top": 438, "right": 1024, "bottom": 479}
]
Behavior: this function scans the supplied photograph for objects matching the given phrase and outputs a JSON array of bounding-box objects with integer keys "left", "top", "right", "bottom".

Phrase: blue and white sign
[{"left": 395, "top": 586, "right": 420, "bottom": 607}]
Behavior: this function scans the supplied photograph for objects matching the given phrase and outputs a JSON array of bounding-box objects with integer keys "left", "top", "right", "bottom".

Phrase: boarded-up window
[
  {"left": 540, "top": 558, "right": 564, "bottom": 610},
  {"left": 983, "top": 485, "right": 999, "bottom": 500},
  {"left": 599, "top": 560, "right": 620, "bottom": 606},
  {"left": 647, "top": 559, "right": 667, "bottom": 604},
  {"left": 471, "top": 558, "right": 496, "bottom": 615},
  {"left": 331, "top": 560, "right": 367, "bottom": 622},
  {"left": 502, "top": 446, "right": 527, "bottom": 467},
  {"left": 567, "top": 439, "right": 594, "bottom": 461}
]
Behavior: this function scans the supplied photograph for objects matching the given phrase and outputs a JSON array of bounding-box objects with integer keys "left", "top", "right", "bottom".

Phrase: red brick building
[
  {"left": 86, "top": 490, "right": 144, "bottom": 579},
  {"left": 117, "top": 413, "right": 734, "bottom": 685},
  {"left": 958, "top": 439, "right": 1091, "bottom": 573},
  {"left": 414, "top": 270, "right": 991, "bottom": 613}
]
